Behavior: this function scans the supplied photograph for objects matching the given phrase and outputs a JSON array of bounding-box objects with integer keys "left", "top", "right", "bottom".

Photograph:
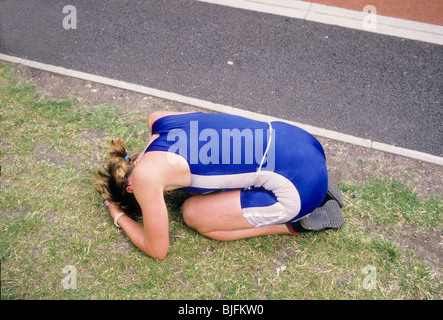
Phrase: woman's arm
[
  {"left": 109, "top": 147, "right": 190, "bottom": 259},
  {"left": 108, "top": 191, "right": 169, "bottom": 260},
  {"left": 129, "top": 160, "right": 170, "bottom": 259},
  {"left": 107, "top": 169, "right": 170, "bottom": 260},
  {"left": 108, "top": 203, "right": 149, "bottom": 253}
]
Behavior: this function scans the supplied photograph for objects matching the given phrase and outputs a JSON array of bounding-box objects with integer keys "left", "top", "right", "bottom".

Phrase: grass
[{"left": 0, "top": 62, "right": 442, "bottom": 300}]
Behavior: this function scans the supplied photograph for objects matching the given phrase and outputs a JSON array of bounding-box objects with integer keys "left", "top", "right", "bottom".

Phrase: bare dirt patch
[
  {"left": 365, "top": 223, "right": 442, "bottom": 272},
  {"left": 14, "top": 64, "right": 201, "bottom": 115},
  {"left": 32, "top": 142, "right": 68, "bottom": 167},
  {"left": 393, "top": 225, "right": 442, "bottom": 270},
  {"left": 321, "top": 138, "right": 443, "bottom": 196}
]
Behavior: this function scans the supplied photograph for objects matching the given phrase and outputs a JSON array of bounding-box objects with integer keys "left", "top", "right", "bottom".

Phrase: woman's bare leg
[
  {"left": 203, "top": 224, "right": 290, "bottom": 241},
  {"left": 182, "top": 190, "right": 291, "bottom": 241}
]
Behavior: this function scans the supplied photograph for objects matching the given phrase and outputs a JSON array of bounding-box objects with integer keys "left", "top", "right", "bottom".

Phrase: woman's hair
[{"left": 93, "top": 139, "right": 141, "bottom": 218}]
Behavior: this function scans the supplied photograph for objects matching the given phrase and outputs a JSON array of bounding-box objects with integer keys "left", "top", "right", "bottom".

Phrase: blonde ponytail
[
  {"left": 108, "top": 138, "right": 127, "bottom": 160},
  {"left": 93, "top": 139, "right": 141, "bottom": 217}
]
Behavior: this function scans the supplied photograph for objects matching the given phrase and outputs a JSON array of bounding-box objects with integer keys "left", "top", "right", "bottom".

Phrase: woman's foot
[
  {"left": 287, "top": 200, "right": 344, "bottom": 234},
  {"left": 320, "top": 181, "right": 344, "bottom": 208}
]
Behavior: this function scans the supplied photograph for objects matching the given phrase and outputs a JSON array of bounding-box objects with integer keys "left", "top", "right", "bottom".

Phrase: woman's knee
[{"left": 181, "top": 196, "right": 200, "bottom": 230}]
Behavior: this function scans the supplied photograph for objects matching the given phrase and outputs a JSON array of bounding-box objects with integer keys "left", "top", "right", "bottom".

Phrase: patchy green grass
[{"left": 0, "top": 63, "right": 442, "bottom": 300}]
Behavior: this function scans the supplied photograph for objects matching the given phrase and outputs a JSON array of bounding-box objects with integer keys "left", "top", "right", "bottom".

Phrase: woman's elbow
[
  {"left": 145, "top": 244, "right": 169, "bottom": 260},
  {"left": 152, "top": 251, "right": 168, "bottom": 260}
]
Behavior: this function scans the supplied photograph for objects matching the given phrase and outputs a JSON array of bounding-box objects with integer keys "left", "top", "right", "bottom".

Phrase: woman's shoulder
[
  {"left": 147, "top": 111, "right": 198, "bottom": 132},
  {"left": 132, "top": 151, "right": 189, "bottom": 184}
]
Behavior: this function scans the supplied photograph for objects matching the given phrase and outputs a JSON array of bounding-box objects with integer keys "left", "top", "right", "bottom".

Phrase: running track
[{"left": 0, "top": 0, "right": 442, "bottom": 163}]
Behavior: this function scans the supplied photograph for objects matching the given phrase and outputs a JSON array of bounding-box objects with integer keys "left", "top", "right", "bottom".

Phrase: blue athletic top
[{"left": 145, "top": 112, "right": 328, "bottom": 222}]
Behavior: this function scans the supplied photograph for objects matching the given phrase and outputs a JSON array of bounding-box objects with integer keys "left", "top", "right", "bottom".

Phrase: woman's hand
[{"left": 106, "top": 201, "right": 123, "bottom": 220}]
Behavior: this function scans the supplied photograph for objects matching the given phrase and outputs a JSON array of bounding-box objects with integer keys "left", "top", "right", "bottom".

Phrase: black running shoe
[
  {"left": 301, "top": 200, "right": 344, "bottom": 231},
  {"left": 319, "top": 182, "right": 344, "bottom": 208},
  {"left": 327, "top": 182, "right": 344, "bottom": 208},
  {"left": 287, "top": 199, "right": 344, "bottom": 234}
]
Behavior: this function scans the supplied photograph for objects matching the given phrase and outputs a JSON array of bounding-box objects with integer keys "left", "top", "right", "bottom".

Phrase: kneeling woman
[{"left": 94, "top": 111, "right": 344, "bottom": 259}]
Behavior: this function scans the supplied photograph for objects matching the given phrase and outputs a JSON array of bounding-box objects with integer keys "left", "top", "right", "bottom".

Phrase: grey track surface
[{"left": 1, "top": 0, "right": 442, "bottom": 156}]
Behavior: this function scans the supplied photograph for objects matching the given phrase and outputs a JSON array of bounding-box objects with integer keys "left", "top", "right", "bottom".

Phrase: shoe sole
[
  {"left": 301, "top": 200, "right": 344, "bottom": 231},
  {"left": 327, "top": 182, "right": 344, "bottom": 208}
]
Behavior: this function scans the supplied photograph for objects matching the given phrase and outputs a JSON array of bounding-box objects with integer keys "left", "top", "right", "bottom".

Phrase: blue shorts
[{"left": 146, "top": 112, "right": 328, "bottom": 227}]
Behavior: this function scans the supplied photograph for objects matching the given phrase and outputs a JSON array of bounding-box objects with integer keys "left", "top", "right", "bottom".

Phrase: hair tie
[{"left": 124, "top": 154, "right": 130, "bottom": 161}]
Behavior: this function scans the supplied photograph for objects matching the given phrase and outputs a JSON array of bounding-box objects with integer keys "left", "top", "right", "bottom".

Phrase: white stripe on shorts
[
  {"left": 242, "top": 202, "right": 287, "bottom": 227},
  {"left": 191, "top": 170, "right": 301, "bottom": 227}
]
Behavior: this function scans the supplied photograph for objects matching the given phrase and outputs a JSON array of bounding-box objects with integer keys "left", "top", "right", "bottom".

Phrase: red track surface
[{"left": 302, "top": 0, "right": 443, "bottom": 25}]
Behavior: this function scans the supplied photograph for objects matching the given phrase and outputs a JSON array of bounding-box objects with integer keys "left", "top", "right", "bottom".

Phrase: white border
[
  {"left": 197, "top": 0, "right": 443, "bottom": 45},
  {"left": 1, "top": 53, "right": 441, "bottom": 165}
]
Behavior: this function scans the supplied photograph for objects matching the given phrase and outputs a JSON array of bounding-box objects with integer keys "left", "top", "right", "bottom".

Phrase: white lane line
[
  {"left": 1, "top": 53, "right": 442, "bottom": 166},
  {"left": 196, "top": 0, "right": 443, "bottom": 45},
  {"left": 200, "top": 0, "right": 311, "bottom": 19}
]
